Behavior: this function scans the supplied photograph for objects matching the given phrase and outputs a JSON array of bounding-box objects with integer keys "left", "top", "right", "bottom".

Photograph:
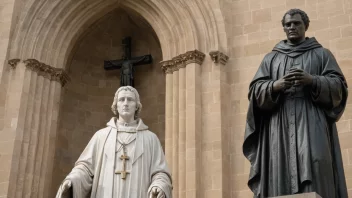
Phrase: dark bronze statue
[
  {"left": 243, "top": 9, "right": 348, "bottom": 198},
  {"left": 104, "top": 37, "right": 152, "bottom": 87}
]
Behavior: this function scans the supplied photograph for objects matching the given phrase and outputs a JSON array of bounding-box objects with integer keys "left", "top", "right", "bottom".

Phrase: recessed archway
[
  {"left": 9, "top": 0, "right": 227, "bottom": 68},
  {"left": 51, "top": 8, "right": 166, "bottom": 197}
]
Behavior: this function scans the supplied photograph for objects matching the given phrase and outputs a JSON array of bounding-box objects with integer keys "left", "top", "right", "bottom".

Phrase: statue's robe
[
  {"left": 56, "top": 118, "right": 172, "bottom": 198},
  {"left": 243, "top": 37, "right": 348, "bottom": 198}
]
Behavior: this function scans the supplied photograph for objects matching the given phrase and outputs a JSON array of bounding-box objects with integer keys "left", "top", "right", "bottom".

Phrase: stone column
[
  {"left": 178, "top": 65, "right": 186, "bottom": 198},
  {"left": 172, "top": 68, "right": 179, "bottom": 197},
  {"left": 184, "top": 51, "right": 204, "bottom": 198},
  {"left": 161, "top": 60, "right": 174, "bottom": 173},
  {"left": 208, "top": 51, "right": 230, "bottom": 197},
  {"left": 161, "top": 50, "right": 205, "bottom": 198},
  {"left": 1, "top": 59, "right": 68, "bottom": 198}
]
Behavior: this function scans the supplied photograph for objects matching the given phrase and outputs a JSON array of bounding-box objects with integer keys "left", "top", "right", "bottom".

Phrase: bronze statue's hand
[
  {"left": 284, "top": 68, "right": 313, "bottom": 87},
  {"left": 273, "top": 77, "right": 294, "bottom": 93}
]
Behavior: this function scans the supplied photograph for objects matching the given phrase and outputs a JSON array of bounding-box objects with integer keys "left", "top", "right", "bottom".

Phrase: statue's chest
[
  {"left": 272, "top": 53, "right": 321, "bottom": 78},
  {"left": 114, "top": 132, "right": 137, "bottom": 179}
]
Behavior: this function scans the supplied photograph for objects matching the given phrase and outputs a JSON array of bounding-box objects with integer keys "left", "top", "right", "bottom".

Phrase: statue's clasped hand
[
  {"left": 284, "top": 68, "right": 313, "bottom": 87},
  {"left": 273, "top": 68, "right": 313, "bottom": 93},
  {"left": 273, "top": 76, "right": 294, "bottom": 93}
]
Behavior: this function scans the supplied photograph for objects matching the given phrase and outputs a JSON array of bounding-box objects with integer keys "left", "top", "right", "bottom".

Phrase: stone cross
[
  {"left": 115, "top": 153, "right": 130, "bottom": 180},
  {"left": 104, "top": 37, "right": 152, "bottom": 87}
]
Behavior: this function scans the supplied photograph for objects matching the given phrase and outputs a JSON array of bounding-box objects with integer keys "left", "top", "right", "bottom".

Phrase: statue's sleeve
[
  {"left": 311, "top": 49, "right": 348, "bottom": 121},
  {"left": 56, "top": 133, "right": 99, "bottom": 198},
  {"left": 147, "top": 134, "right": 173, "bottom": 198},
  {"left": 249, "top": 53, "right": 281, "bottom": 110}
]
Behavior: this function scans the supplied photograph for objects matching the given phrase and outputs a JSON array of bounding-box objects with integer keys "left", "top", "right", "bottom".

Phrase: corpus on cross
[{"left": 104, "top": 37, "right": 152, "bottom": 87}]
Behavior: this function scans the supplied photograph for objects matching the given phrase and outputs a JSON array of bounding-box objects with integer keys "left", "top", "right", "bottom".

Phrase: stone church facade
[{"left": 0, "top": 0, "right": 352, "bottom": 197}]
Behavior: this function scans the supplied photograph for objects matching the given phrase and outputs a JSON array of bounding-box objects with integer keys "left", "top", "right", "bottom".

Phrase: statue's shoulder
[
  {"left": 311, "top": 47, "right": 335, "bottom": 59},
  {"left": 264, "top": 51, "right": 278, "bottom": 60},
  {"left": 321, "top": 47, "right": 334, "bottom": 55},
  {"left": 140, "top": 130, "right": 160, "bottom": 142},
  {"left": 140, "top": 129, "right": 157, "bottom": 136},
  {"left": 258, "top": 51, "right": 278, "bottom": 66},
  {"left": 93, "top": 126, "right": 112, "bottom": 139}
]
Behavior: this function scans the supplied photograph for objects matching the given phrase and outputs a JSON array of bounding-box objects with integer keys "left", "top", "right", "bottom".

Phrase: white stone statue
[{"left": 56, "top": 86, "right": 172, "bottom": 198}]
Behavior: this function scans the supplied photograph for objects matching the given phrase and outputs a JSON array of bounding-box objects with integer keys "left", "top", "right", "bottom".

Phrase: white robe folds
[{"left": 56, "top": 118, "right": 172, "bottom": 198}]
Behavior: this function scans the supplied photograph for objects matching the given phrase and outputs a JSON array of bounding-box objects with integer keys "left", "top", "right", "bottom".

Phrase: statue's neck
[
  {"left": 118, "top": 115, "right": 135, "bottom": 124},
  {"left": 116, "top": 119, "right": 138, "bottom": 128}
]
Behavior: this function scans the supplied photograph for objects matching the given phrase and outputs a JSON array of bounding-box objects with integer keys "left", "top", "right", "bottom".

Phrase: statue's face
[
  {"left": 117, "top": 90, "right": 137, "bottom": 120},
  {"left": 283, "top": 14, "right": 306, "bottom": 44}
]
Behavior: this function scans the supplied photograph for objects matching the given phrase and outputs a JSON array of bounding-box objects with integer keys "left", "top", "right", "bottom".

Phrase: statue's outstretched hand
[
  {"left": 149, "top": 186, "right": 166, "bottom": 198},
  {"left": 56, "top": 180, "right": 72, "bottom": 198}
]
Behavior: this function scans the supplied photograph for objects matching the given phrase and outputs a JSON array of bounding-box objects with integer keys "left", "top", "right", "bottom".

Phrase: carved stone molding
[
  {"left": 160, "top": 60, "right": 176, "bottom": 74},
  {"left": 173, "top": 54, "right": 186, "bottom": 70},
  {"left": 10, "top": 59, "right": 70, "bottom": 86},
  {"left": 184, "top": 50, "right": 205, "bottom": 65},
  {"left": 209, "top": 51, "right": 229, "bottom": 65},
  {"left": 8, "top": 59, "right": 21, "bottom": 69},
  {"left": 23, "top": 59, "right": 70, "bottom": 86},
  {"left": 160, "top": 50, "right": 205, "bottom": 74}
]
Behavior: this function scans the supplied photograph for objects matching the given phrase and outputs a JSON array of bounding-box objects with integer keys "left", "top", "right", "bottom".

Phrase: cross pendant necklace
[
  {"left": 115, "top": 143, "right": 130, "bottom": 179},
  {"left": 115, "top": 134, "right": 136, "bottom": 180}
]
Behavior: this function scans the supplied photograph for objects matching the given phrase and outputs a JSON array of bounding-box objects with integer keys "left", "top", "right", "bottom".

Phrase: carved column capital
[
  {"left": 173, "top": 54, "right": 187, "bottom": 70},
  {"left": 53, "top": 69, "right": 70, "bottom": 87},
  {"left": 9, "top": 58, "right": 70, "bottom": 86},
  {"left": 161, "top": 50, "right": 206, "bottom": 74},
  {"left": 8, "top": 59, "right": 21, "bottom": 69},
  {"left": 160, "top": 60, "right": 176, "bottom": 74},
  {"left": 209, "top": 51, "right": 229, "bottom": 65},
  {"left": 23, "top": 59, "right": 70, "bottom": 86},
  {"left": 184, "top": 50, "right": 205, "bottom": 65}
]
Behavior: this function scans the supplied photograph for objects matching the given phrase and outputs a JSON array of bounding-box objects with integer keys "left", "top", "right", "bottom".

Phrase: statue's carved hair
[
  {"left": 281, "top": 8, "right": 310, "bottom": 30},
  {"left": 111, "top": 86, "right": 142, "bottom": 119}
]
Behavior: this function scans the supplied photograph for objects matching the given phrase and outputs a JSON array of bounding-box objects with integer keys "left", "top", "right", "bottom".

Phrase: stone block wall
[
  {"left": 0, "top": 0, "right": 14, "bottom": 79},
  {"left": 220, "top": 0, "right": 352, "bottom": 197},
  {"left": 50, "top": 9, "right": 164, "bottom": 197},
  {"left": 0, "top": 0, "right": 19, "bottom": 197}
]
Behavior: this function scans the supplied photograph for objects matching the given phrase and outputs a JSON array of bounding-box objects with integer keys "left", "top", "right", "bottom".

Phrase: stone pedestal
[{"left": 271, "top": 192, "right": 321, "bottom": 198}]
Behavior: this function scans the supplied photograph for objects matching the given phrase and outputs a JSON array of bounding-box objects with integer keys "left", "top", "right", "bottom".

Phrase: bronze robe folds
[{"left": 243, "top": 38, "right": 348, "bottom": 198}]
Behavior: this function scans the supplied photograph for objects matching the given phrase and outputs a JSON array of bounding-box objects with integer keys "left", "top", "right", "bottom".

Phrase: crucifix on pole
[{"left": 104, "top": 37, "right": 153, "bottom": 87}]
